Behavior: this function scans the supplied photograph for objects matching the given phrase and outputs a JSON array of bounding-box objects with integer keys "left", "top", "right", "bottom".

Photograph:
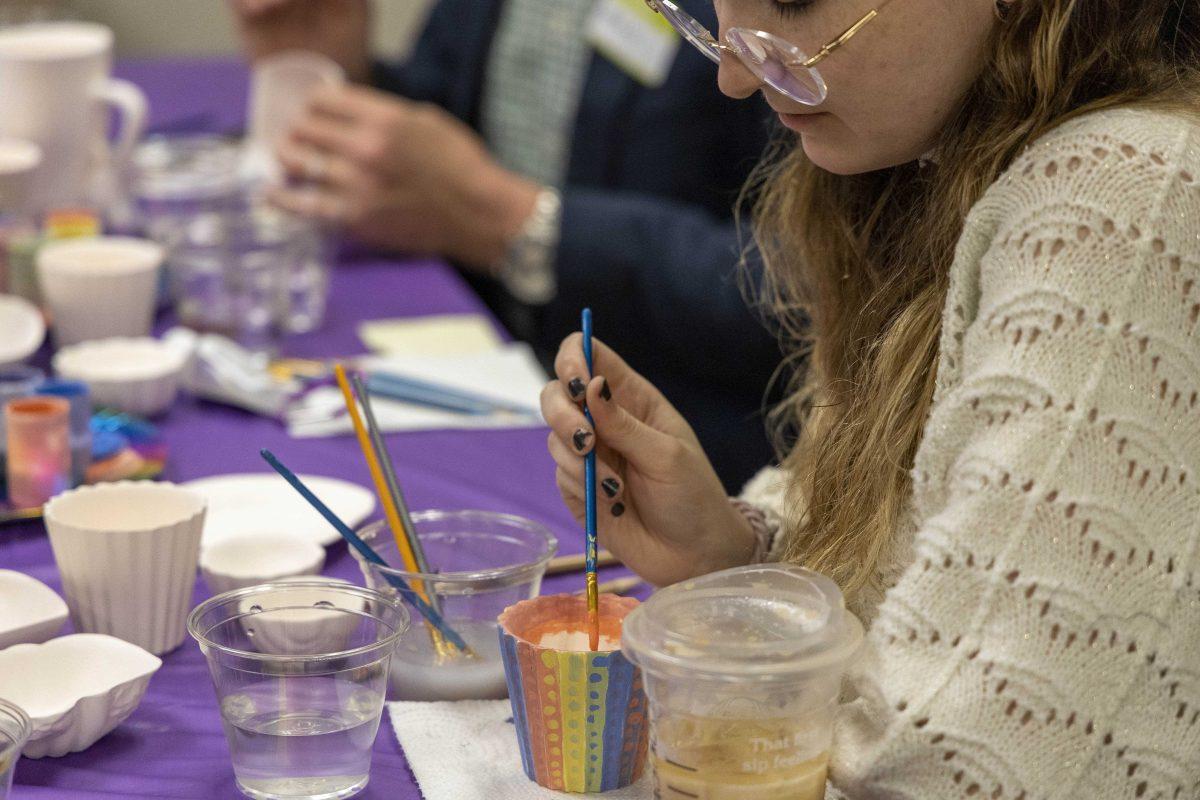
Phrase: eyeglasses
[{"left": 645, "top": 0, "right": 889, "bottom": 105}]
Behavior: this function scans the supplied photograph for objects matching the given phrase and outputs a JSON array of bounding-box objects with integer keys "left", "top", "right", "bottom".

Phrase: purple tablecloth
[{"left": 2, "top": 59, "right": 622, "bottom": 799}]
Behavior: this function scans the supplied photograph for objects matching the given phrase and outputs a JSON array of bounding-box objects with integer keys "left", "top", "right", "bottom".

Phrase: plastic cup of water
[
  {"left": 0, "top": 698, "right": 30, "bottom": 799},
  {"left": 188, "top": 580, "right": 409, "bottom": 800},
  {"left": 621, "top": 564, "right": 864, "bottom": 800},
  {"left": 353, "top": 512, "right": 557, "bottom": 701}
]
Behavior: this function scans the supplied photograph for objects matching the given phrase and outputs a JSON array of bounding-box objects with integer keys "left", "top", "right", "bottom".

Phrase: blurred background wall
[{"left": 2, "top": 0, "right": 435, "bottom": 59}]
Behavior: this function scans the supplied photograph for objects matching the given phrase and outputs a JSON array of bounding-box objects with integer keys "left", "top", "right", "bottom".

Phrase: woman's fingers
[
  {"left": 555, "top": 465, "right": 583, "bottom": 504},
  {"left": 583, "top": 376, "right": 678, "bottom": 474},
  {"left": 289, "top": 113, "right": 362, "bottom": 160},
  {"left": 540, "top": 379, "right": 594, "bottom": 454},
  {"left": 276, "top": 139, "right": 359, "bottom": 189},
  {"left": 546, "top": 433, "right": 626, "bottom": 505},
  {"left": 553, "top": 334, "right": 636, "bottom": 400},
  {"left": 542, "top": 368, "right": 680, "bottom": 477},
  {"left": 265, "top": 183, "right": 346, "bottom": 224}
]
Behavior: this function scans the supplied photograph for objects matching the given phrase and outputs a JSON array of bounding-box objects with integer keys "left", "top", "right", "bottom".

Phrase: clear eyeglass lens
[
  {"left": 655, "top": 0, "right": 722, "bottom": 64},
  {"left": 727, "top": 28, "right": 826, "bottom": 105}
]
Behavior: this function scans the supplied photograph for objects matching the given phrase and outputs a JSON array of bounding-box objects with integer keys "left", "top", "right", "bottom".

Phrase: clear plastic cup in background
[
  {"left": 621, "top": 564, "right": 864, "bottom": 800},
  {"left": 354, "top": 511, "right": 557, "bottom": 701},
  {"left": 167, "top": 209, "right": 331, "bottom": 353},
  {"left": 132, "top": 134, "right": 246, "bottom": 245},
  {"left": 244, "top": 50, "right": 345, "bottom": 186},
  {"left": 188, "top": 580, "right": 409, "bottom": 800},
  {"left": 0, "top": 698, "right": 31, "bottom": 800}
]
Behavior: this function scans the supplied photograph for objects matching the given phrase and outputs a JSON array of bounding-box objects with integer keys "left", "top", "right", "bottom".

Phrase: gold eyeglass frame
[{"left": 644, "top": 0, "right": 884, "bottom": 71}]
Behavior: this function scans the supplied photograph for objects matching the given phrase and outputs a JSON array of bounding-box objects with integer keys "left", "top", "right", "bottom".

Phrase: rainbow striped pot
[{"left": 498, "top": 593, "right": 648, "bottom": 793}]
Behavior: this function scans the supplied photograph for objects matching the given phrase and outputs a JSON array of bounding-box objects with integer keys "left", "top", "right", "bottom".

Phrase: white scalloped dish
[
  {"left": 0, "top": 634, "right": 161, "bottom": 757},
  {"left": 0, "top": 570, "right": 67, "bottom": 649}
]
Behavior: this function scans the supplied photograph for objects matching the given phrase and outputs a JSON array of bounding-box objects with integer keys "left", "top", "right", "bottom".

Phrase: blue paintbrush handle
[
  {"left": 368, "top": 372, "right": 541, "bottom": 418},
  {"left": 582, "top": 309, "right": 597, "bottom": 575},
  {"left": 259, "top": 449, "right": 470, "bottom": 652},
  {"left": 366, "top": 375, "right": 495, "bottom": 416}
]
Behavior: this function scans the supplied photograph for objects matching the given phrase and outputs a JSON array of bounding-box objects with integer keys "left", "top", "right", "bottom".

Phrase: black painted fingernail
[
  {"left": 568, "top": 378, "right": 586, "bottom": 399},
  {"left": 599, "top": 378, "right": 612, "bottom": 401},
  {"left": 611, "top": 502, "right": 626, "bottom": 518},
  {"left": 601, "top": 478, "right": 620, "bottom": 498},
  {"left": 573, "top": 428, "right": 593, "bottom": 452}
]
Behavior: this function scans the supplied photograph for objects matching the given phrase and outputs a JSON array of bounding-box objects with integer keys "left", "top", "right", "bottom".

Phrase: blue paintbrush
[
  {"left": 259, "top": 448, "right": 471, "bottom": 654},
  {"left": 582, "top": 308, "right": 599, "bottom": 650}
]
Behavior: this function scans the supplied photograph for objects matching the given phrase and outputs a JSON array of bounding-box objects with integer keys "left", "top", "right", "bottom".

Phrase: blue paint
[{"left": 499, "top": 629, "right": 535, "bottom": 779}]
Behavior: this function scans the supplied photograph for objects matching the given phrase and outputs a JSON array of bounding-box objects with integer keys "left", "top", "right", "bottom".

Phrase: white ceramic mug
[{"left": 0, "top": 22, "right": 147, "bottom": 210}]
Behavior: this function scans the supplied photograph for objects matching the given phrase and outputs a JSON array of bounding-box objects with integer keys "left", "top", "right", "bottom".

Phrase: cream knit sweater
[{"left": 739, "top": 107, "right": 1200, "bottom": 800}]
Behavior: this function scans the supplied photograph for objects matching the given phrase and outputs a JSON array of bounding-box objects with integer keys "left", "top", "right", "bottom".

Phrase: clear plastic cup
[
  {"left": 167, "top": 209, "right": 331, "bottom": 351},
  {"left": 188, "top": 581, "right": 410, "bottom": 800},
  {"left": 621, "top": 564, "right": 864, "bottom": 800},
  {"left": 354, "top": 511, "right": 557, "bottom": 701},
  {"left": 132, "top": 134, "right": 246, "bottom": 244},
  {"left": 0, "top": 698, "right": 30, "bottom": 799},
  {"left": 248, "top": 51, "right": 345, "bottom": 156}
]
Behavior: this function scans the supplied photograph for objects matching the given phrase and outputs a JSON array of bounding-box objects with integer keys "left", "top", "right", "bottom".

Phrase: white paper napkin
[{"left": 387, "top": 700, "right": 653, "bottom": 800}]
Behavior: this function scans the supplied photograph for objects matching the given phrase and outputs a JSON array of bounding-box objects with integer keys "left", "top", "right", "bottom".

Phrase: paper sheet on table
[
  {"left": 388, "top": 700, "right": 652, "bottom": 800},
  {"left": 359, "top": 314, "right": 504, "bottom": 357},
  {"left": 287, "top": 343, "right": 548, "bottom": 438}
]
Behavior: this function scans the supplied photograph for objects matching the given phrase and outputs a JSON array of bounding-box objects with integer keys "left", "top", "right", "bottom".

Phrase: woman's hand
[
  {"left": 268, "top": 85, "right": 540, "bottom": 269},
  {"left": 540, "top": 334, "right": 757, "bottom": 588}
]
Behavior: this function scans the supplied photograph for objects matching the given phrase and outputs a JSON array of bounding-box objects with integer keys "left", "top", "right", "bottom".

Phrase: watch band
[{"left": 496, "top": 187, "right": 562, "bottom": 305}]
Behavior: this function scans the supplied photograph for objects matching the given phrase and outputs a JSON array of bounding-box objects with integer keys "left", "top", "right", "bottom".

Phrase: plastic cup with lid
[{"left": 620, "top": 564, "right": 864, "bottom": 800}]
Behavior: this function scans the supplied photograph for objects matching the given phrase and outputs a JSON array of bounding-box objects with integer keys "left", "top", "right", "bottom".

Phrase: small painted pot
[{"left": 498, "top": 593, "right": 648, "bottom": 793}]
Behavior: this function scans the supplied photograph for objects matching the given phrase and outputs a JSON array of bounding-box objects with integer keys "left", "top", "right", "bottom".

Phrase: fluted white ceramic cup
[
  {"left": 44, "top": 481, "right": 206, "bottom": 655},
  {"left": 36, "top": 237, "right": 164, "bottom": 347}
]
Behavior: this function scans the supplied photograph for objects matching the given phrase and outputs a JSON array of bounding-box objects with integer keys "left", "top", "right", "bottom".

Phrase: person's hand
[
  {"left": 540, "top": 334, "right": 757, "bottom": 588},
  {"left": 268, "top": 85, "right": 540, "bottom": 269},
  {"left": 228, "top": 0, "right": 371, "bottom": 82}
]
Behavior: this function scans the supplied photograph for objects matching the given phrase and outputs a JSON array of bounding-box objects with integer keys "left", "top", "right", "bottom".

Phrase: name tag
[{"left": 585, "top": 0, "right": 681, "bottom": 88}]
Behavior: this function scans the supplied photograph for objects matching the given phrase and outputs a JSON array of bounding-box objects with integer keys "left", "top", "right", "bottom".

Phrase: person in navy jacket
[{"left": 232, "top": 0, "right": 782, "bottom": 490}]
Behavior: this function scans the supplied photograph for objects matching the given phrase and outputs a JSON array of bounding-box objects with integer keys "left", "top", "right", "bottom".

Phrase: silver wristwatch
[{"left": 496, "top": 187, "right": 561, "bottom": 305}]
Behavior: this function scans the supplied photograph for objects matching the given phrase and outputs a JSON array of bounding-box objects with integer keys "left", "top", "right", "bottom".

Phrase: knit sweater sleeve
[{"left": 829, "top": 110, "right": 1200, "bottom": 799}]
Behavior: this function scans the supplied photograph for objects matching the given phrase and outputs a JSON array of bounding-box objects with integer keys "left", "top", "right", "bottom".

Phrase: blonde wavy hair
[{"left": 748, "top": 0, "right": 1200, "bottom": 604}]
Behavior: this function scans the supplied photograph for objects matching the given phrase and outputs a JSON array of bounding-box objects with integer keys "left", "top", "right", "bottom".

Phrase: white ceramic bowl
[
  {"left": 200, "top": 533, "right": 325, "bottom": 595},
  {"left": 0, "top": 570, "right": 67, "bottom": 649},
  {"left": 53, "top": 337, "right": 187, "bottom": 416},
  {"left": 0, "top": 294, "right": 45, "bottom": 369},
  {"left": 44, "top": 481, "right": 207, "bottom": 655},
  {"left": 0, "top": 634, "right": 161, "bottom": 758},
  {"left": 36, "top": 236, "right": 164, "bottom": 347},
  {"left": 237, "top": 576, "right": 359, "bottom": 656}
]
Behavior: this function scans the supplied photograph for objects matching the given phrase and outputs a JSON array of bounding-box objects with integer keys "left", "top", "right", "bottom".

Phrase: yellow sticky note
[{"left": 358, "top": 314, "right": 504, "bottom": 357}]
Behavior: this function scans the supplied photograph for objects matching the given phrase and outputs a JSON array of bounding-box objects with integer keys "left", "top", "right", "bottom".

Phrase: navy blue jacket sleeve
[
  {"left": 551, "top": 187, "right": 782, "bottom": 401},
  {"left": 368, "top": 0, "right": 499, "bottom": 119}
]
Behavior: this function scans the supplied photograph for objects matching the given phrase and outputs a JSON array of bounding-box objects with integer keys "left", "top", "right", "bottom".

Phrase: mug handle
[{"left": 93, "top": 77, "right": 148, "bottom": 169}]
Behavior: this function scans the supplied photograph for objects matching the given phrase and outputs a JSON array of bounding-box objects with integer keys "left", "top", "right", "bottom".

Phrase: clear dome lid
[{"left": 621, "top": 564, "right": 863, "bottom": 682}]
